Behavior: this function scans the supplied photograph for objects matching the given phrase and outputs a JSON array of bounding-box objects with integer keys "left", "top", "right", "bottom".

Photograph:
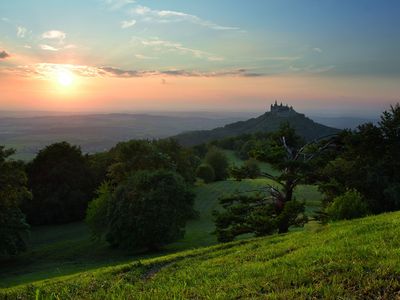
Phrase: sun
[{"left": 57, "top": 69, "right": 74, "bottom": 87}]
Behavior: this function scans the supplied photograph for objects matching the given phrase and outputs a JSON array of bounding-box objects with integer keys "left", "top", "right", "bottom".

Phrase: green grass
[
  {"left": 0, "top": 151, "right": 321, "bottom": 289},
  {"left": 3, "top": 211, "right": 400, "bottom": 299}
]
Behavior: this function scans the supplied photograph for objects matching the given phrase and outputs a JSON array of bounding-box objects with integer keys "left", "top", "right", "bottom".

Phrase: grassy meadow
[
  {"left": 2, "top": 210, "right": 400, "bottom": 299},
  {"left": 0, "top": 152, "right": 321, "bottom": 290}
]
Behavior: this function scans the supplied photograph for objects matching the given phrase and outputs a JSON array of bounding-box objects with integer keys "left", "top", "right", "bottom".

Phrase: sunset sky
[{"left": 0, "top": 0, "right": 399, "bottom": 116}]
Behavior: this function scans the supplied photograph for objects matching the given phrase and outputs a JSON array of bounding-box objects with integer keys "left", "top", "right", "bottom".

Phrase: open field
[
  {"left": 0, "top": 152, "right": 321, "bottom": 291},
  {"left": 0, "top": 175, "right": 321, "bottom": 289},
  {"left": 2, "top": 209, "right": 400, "bottom": 299}
]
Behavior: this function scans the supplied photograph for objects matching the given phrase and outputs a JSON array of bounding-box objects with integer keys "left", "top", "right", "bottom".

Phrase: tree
[
  {"left": 319, "top": 104, "right": 400, "bottom": 215},
  {"left": 104, "top": 170, "right": 195, "bottom": 251},
  {"left": 24, "top": 142, "right": 95, "bottom": 225},
  {"left": 0, "top": 147, "right": 31, "bottom": 258},
  {"left": 107, "top": 139, "right": 199, "bottom": 185},
  {"left": 196, "top": 164, "right": 215, "bottom": 183},
  {"left": 85, "top": 182, "right": 113, "bottom": 240},
  {"left": 231, "top": 159, "right": 261, "bottom": 181},
  {"left": 214, "top": 123, "right": 337, "bottom": 241},
  {"left": 205, "top": 147, "right": 229, "bottom": 181}
]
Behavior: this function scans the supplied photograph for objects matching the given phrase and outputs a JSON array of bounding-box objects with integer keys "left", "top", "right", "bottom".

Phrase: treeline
[{"left": 0, "top": 139, "right": 201, "bottom": 258}]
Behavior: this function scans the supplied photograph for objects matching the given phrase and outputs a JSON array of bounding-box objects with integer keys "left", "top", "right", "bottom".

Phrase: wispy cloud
[
  {"left": 137, "top": 37, "right": 224, "bottom": 61},
  {"left": 121, "top": 19, "right": 136, "bottom": 29},
  {"left": 17, "top": 26, "right": 27, "bottom": 38},
  {"left": 41, "top": 30, "right": 66, "bottom": 43},
  {"left": 39, "top": 44, "right": 59, "bottom": 51},
  {"left": 105, "top": 0, "right": 135, "bottom": 10},
  {"left": 0, "top": 50, "right": 10, "bottom": 59},
  {"left": 135, "top": 54, "right": 158, "bottom": 60},
  {"left": 290, "top": 64, "right": 335, "bottom": 74},
  {"left": 313, "top": 47, "right": 323, "bottom": 53},
  {"left": 4, "top": 63, "right": 264, "bottom": 79},
  {"left": 131, "top": 5, "right": 240, "bottom": 31}
]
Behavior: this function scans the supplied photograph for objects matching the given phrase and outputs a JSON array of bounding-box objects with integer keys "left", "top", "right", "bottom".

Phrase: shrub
[
  {"left": 325, "top": 189, "right": 369, "bottom": 221},
  {"left": 86, "top": 182, "right": 112, "bottom": 240},
  {"left": 196, "top": 164, "right": 215, "bottom": 183},
  {"left": 205, "top": 148, "right": 229, "bottom": 181},
  {"left": 243, "top": 158, "right": 261, "bottom": 179}
]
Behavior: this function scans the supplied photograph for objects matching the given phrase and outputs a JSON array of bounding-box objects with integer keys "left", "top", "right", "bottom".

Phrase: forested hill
[{"left": 174, "top": 104, "right": 341, "bottom": 146}]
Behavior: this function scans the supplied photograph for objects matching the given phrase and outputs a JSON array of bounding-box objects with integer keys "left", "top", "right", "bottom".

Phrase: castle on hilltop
[{"left": 270, "top": 101, "right": 294, "bottom": 113}]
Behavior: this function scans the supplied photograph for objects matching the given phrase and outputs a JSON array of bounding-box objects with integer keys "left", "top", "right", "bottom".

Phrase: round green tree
[
  {"left": 196, "top": 164, "right": 215, "bottom": 183},
  {"left": 105, "top": 170, "right": 195, "bottom": 251},
  {"left": 24, "top": 142, "right": 94, "bottom": 225},
  {"left": 205, "top": 148, "right": 229, "bottom": 181}
]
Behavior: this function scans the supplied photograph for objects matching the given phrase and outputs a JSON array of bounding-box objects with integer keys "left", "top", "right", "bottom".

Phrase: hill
[
  {"left": 0, "top": 113, "right": 242, "bottom": 160},
  {"left": 2, "top": 210, "right": 400, "bottom": 299},
  {"left": 174, "top": 102, "right": 341, "bottom": 146}
]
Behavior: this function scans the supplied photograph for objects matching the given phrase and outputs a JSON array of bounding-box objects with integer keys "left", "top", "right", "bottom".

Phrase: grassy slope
[
  {"left": 3, "top": 212, "right": 400, "bottom": 299},
  {"left": 0, "top": 152, "right": 321, "bottom": 290},
  {"left": 0, "top": 178, "right": 320, "bottom": 288}
]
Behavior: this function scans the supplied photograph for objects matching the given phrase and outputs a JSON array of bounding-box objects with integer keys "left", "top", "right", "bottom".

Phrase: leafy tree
[
  {"left": 24, "top": 142, "right": 94, "bottom": 225},
  {"left": 214, "top": 123, "right": 337, "bottom": 241},
  {"left": 319, "top": 104, "right": 400, "bottom": 215},
  {"left": 231, "top": 159, "right": 261, "bottom": 181},
  {"left": 205, "top": 147, "right": 229, "bottom": 181},
  {"left": 105, "top": 170, "right": 195, "bottom": 251},
  {"left": 85, "top": 182, "right": 112, "bottom": 240},
  {"left": 108, "top": 139, "right": 199, "bottom": 185},
  {"left": 0, "top": 147, "right": 31, "bottom": 258},
  {"left": 196, "top": 164, "right": 215, "bottom": 183},
  {"left": 325, "top": 189, "right": 369, "bottom": 221},
  {"left": 214, "top": 194, "right": 307, "bottom": 242}
]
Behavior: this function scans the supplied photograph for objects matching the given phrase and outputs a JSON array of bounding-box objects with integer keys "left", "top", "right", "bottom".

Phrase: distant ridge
[{"left": 174, "top": 102, "right": 341, "bottom": 146}]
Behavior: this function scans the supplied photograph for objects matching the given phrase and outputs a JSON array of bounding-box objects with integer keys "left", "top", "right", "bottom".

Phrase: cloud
[
  {"left": 100, "top": 66, "right": 262, "bottom": 78},
  {"left": 4, "top": 63, "right": 265, "bottom": 79},
  {"left": 39, "top": 44, "right": 59, "bottom": 51},
  {"left": 289, "top": 64, "right": 335, "bottom": 74},
  {"left": 64, "top": 44, "right": 77, "bottom": 49},
  {"left": 17, "top": 26, "right": 27, "bottom": 38},
  {"left": 1, "top": 17, "right": 10, "bottom": 22},
  {"left": 131, "top": 5, "right": 240, "bottom": 31},
  {"left": 313, "top": 47, "right": 323, "bottom": 53},
  {"left": 135, "top": 54, "right": 158, "bottom": 60},
  {"left": 121, "top": 19, "right": 136, "bottom": 29},
  {"left": 41, "top": 30, "right": 66, "bottom": 43},
  {"left": 0, "top": 50, "right": 10, "bottom": 59},
  {"left": 106, "top": 0, "right": 135, "bottom": 10},
  {"left": 138, "top": 37, "right": 224, "bottom": 61}
]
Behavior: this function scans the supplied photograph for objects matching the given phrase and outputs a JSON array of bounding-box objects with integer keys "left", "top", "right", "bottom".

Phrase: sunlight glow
[{"left": 57, "top": 69, "right": 74, "bottom": 87}]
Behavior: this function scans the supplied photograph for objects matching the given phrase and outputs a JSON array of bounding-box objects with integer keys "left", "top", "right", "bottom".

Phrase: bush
[
  {"left": 205, "top": 148, "right": 229, "bottom": 181},
  {"left": 97, "top": 170, "right": 195, "bottom": 251},
  {"left": 86, "top": 183, "right": 112, "bottom": 240},
  {"left": 243, "top": 159, "right": 261, "bottom": 179},
  {"left": 196, "top": 164, "right": 215, "bottom": 183},
  {"left": 230, "top": 159, "right": 261, "bottom": 181},
  {"left": 325, "top": 189, "right": 369, "bottom": 221}
]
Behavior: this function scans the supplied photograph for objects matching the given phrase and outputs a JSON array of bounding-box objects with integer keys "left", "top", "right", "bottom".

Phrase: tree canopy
[
  {"left": 88, "top": 170, "right": 195, "bottom": 251},
  {"left": 24, "top": 142, "right": 95, "bottom": 225},
  {"left": 0, "top": 147, "right": 31, "bottom": 258}
]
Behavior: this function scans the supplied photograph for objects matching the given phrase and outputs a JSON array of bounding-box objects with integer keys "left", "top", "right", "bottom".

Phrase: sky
[{"left": 0, "top": 0, "right": 399, "bottom": 116}]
